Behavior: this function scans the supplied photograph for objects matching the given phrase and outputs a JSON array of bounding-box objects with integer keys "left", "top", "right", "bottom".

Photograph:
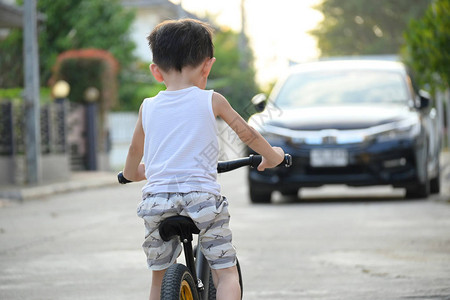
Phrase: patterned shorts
[{"left": 137, "top": 192, "right": 236, "bottom": 271}]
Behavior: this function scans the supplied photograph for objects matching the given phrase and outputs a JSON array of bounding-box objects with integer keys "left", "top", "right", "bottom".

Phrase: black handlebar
[
  {"left": 118, "top": 154, "right": 292, "bottom": 184},
  {"left": 217, "top": 154, "right": 292, "bottom": 173}
]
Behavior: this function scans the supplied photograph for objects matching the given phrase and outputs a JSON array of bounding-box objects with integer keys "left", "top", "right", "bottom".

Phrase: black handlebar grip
[
  {"left": 249, "top": 154, "right": 262, "bottom": 168},
  {"left": 117, "top": 172, "right": 132, "bottom": 184}
]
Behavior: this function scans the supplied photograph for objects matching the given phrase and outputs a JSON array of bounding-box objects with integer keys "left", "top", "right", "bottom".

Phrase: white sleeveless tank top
[{"left": 141, "top": 86, "right": 220, "bottom": 196}]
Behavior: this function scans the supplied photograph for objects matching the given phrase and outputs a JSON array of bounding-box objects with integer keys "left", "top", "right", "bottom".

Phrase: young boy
[{"left": 122, "top": 19, "right": 284, "bottom": 300}]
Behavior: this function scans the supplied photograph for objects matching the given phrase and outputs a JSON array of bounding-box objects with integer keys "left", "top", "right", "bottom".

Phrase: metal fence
[{"left": 0, "top": 101, "right": 67, "bottom": 156}]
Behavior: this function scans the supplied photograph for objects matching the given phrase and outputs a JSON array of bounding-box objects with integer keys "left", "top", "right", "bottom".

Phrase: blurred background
[
  {"left": 0, "top": 0, "right": 448, "bottom": 184},
  {"left": 0, "top": 2, "right": 449, "bottom": 299}
]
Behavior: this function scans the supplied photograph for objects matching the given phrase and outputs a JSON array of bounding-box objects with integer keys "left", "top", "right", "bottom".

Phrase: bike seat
[{"left": 159, "top": 216, "right": 200, "bottom": 242}]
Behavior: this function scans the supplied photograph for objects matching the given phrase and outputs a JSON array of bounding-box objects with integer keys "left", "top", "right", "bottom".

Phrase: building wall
[
  {"left": 126, "top": 5, "right": 181, "bottom": 61},
  {"left": 130, "top": 8, "right": 160, "bottom": 61},
  {"left": 0, "top": 154, "right": 70, "bottom": 185},
  {"left": 108, "top": 112, "right": 138, "bottom": 171},
  {"left": 122, "top": 0, "right": 193, "bottom": 61}
]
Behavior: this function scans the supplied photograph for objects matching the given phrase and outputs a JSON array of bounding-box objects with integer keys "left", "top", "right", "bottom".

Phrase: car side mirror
[
  {"left": 251, "top": 93, "right": 267, "bottom": 112},
  {"left": 417, "top": 89, "right": 431, "bottom": 109}
]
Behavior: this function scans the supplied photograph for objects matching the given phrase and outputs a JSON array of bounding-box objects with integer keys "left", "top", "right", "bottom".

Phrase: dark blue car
[{"left": 247, "top": 59, "right": 441, "bottom": 203}]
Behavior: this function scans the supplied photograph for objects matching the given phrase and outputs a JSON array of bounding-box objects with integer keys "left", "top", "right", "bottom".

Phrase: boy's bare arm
[
  {"left": 212, "top": 92, "right": 284, "bottom": 171},
  {"left": 123, "top": 104, "right": 146, "bottom": 181}
]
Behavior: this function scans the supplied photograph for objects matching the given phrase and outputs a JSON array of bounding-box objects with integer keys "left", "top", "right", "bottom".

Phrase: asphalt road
[{"left": 1, "top": 168, "right": 449, "bottom": 300}]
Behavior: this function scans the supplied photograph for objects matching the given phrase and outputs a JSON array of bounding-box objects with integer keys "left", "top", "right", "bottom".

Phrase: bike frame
[{"left": 195, "top": 238, "right": 211, "bottom": 298}]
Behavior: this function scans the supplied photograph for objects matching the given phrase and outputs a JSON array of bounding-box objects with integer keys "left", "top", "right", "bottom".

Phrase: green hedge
[
  {"left": 0, "top": 88, "right": 52, "bottom": 104},
  {"left": 117, "top": 81, "right": 165, "bottom": 111}
]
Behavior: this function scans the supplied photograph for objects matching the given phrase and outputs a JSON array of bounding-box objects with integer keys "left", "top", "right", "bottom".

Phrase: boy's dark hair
[{"left": 147, "top": 19, "right": 214, "bottom": 72}]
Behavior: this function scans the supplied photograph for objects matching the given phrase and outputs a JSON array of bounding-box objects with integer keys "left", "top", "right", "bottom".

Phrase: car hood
[{"left": 258, "top": 104, "right": 414, "bottom": 131}]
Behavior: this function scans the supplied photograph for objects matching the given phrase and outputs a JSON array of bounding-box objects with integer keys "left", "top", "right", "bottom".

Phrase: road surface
[{"left": 0, "top": 168, "right": 449, "bottom": 299}]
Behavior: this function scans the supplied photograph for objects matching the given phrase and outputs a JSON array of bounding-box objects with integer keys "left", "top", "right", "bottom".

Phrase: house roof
[
  {"left": 122, "top": 0, "right": 177, "bottom": 8},
  {"left": 0, "top": 1, "right": 46, "bottom": 28},
  {"left": 121, "top": 0, "right": 200, "bottom": 20}
]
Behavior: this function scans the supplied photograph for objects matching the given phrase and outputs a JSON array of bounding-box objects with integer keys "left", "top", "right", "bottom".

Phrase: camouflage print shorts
[{"left": 137, "top": 192, "right": 236, "bottom": 271}]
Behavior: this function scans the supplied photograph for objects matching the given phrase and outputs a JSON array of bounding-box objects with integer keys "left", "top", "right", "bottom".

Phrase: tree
[
  {"left": 310, "top": 0, "right": 432, "bottom": 57},
  {"left": 402, "top": 0, "right": 450, "bottom": 93},
  {"left": 209, "top": 29, "right": 259, "bottom": 118},
  {"left": 0, "top": 0, "right": 135, "bottom": 87}
]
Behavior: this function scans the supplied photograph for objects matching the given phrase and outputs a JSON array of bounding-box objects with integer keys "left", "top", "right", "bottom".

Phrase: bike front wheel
[{"left": 161, "top": 263, "right": 199, "bottom": 300}]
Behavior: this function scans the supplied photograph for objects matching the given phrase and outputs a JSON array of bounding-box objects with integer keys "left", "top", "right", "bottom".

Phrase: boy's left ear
[{"left": 202, "top": 57, "right": 216, "bottom": 77}]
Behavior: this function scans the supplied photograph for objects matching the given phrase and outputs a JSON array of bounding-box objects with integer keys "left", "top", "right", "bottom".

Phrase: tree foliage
[
  {"left": 402, "top": 0, "right": 450, "bottom": 93},
  {"left": 0, "top": 0, "right": 135, "bottom": 87},
  {"left": 310, "top": 0, "right": 432, "bottom": 57},
  {"left": 209, "top": 29, "right": 259, "bottom": 118},
  {"left": 50, "top": 49, "right": 119, "bottom": 106},
  {"left": 118, "top": 28, "right": 259, "bottom": 116}
]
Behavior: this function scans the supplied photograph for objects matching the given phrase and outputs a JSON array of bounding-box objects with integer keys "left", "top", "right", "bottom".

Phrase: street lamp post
[
  {"left": 52, "top": 80, "right": 70, "bottom": 153},
  {"left": 23, "top": 0, "right": 41, "bottom": 184}
]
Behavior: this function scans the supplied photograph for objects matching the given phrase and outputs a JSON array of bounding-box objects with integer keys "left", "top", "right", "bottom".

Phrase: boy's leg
[
  {"left": 183, "top": 193, "right": 239, "bottom": 298},
  {"left": 149, "top": 269, "right": 166, "bottom": 300},
  {"left": 211, "top": 266, "right": 241, "bottom": 300}
]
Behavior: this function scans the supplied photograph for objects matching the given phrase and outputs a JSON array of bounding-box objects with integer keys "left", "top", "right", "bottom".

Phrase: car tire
[
  {"left": 430, "top": 169, "right": 440, "bottom": 194},
  {"left": 281, "top": 189, "right": 298, "bottom": 197},
  {"left": 249, "top": 185, "right": 272, "bottom": 204},
  {"left": 405, "top": 179, "right": 430, "bottom": 199},
  {"left": 281, "top": 189, "right": 299, "bottom": 202},
  {"left": 406, "top": 143, "right": 430, "bottom": 199}
]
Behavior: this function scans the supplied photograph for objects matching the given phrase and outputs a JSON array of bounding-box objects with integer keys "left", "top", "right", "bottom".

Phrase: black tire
[
  {"left": 430, "top": 169, "right": 440, "bottom": 194},
  {"left": 161, "top": 263, "right": 199, "bottom": 300},
  {"left": 406, "top": 152, "right": 430, "bottom": 199},
  {"left": 208, "top": 258, "right": 244, "bottom": 300},
  {"left": 281, "top": 188, "right": 299, "bottom": 202},
  {"left": 208, "top": 270, "right": 216, "bottom": 300},
  {"left": 281, "top": 189, "right": 298, "bottom": 197},
  {"left": 405, "top": 179, "right": 430, "bottom": 199},
  {"left": 249, "top": 185, "right": 272, "bottom": 204}
]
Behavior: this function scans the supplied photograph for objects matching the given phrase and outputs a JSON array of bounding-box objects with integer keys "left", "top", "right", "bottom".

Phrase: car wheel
[
  {"left": 406, "top": 143, "right": 430, "bottom": 199},
  {"left": 281, "top": 189, "right": 299, "bottom": 201},
  {"left": 281, "top": 189, "right": 298, "bottom": 196},
  {"left": 249, "top": 185, "right": 272, "bottom": 204},
  {"left": 405, "top": 179, "right": 430, "bottom": 199},
  {"left": 430, "top": 169, "right": 440, "bottom": 194}
]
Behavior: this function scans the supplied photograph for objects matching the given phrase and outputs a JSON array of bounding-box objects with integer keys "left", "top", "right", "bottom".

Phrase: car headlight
[
  {"left": 369, "top": 117, "right": 421, "bottom": 143},
  {"left": 249, "top": 118, "right": 289, "bottom": 145},
  {"left": 261, "top": 132, "right": 288, "bottom": 145}
]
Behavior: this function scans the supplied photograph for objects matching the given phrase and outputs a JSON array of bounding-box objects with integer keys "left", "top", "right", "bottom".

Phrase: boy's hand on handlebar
[
  {"left": 257, "top": 147, "right": 285, "bottom": 171},
  {"left": 118, "top": 171, "right": 132, "bottom": 184}
]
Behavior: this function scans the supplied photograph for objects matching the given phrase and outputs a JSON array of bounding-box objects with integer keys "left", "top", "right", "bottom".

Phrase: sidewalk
[
  {"left": 441, "top": 151, "right": 450, "bottom": 203},
  {"left": 0, "top": 171, "right": 117, "bottom": 202},
  {"left": 1, "top": 152, "right": 449, "bottom": 203}
]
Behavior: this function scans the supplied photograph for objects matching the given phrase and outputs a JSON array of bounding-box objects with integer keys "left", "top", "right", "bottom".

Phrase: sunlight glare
[{"left": 173, "top": 0, "right": 323, "bottom": 87}]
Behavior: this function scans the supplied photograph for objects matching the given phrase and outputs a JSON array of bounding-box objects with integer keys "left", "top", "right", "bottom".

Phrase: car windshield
[{"left": 275, "top": 70, "right": 409, "bottom": 108}]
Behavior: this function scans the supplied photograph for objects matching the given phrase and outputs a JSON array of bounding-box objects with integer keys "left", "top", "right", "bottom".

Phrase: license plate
[{"left": 310, "top": 149, "right": 348, "bottom": 167}]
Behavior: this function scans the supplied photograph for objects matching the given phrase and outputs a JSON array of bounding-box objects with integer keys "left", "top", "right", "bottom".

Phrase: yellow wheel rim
[{"left": 180, "top": 280, "right": 194, "bottom": 300}]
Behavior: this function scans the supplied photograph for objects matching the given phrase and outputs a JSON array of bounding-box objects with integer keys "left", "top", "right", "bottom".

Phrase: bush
[
  {"left": 0, "top": 88, "right": 52, "bottom": 104},
  {"left": 117, "top": 81, "right": 165, "bottom": 111},
  {"left": 50, "top": 49, "right": 119, "bottom": 108}
]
